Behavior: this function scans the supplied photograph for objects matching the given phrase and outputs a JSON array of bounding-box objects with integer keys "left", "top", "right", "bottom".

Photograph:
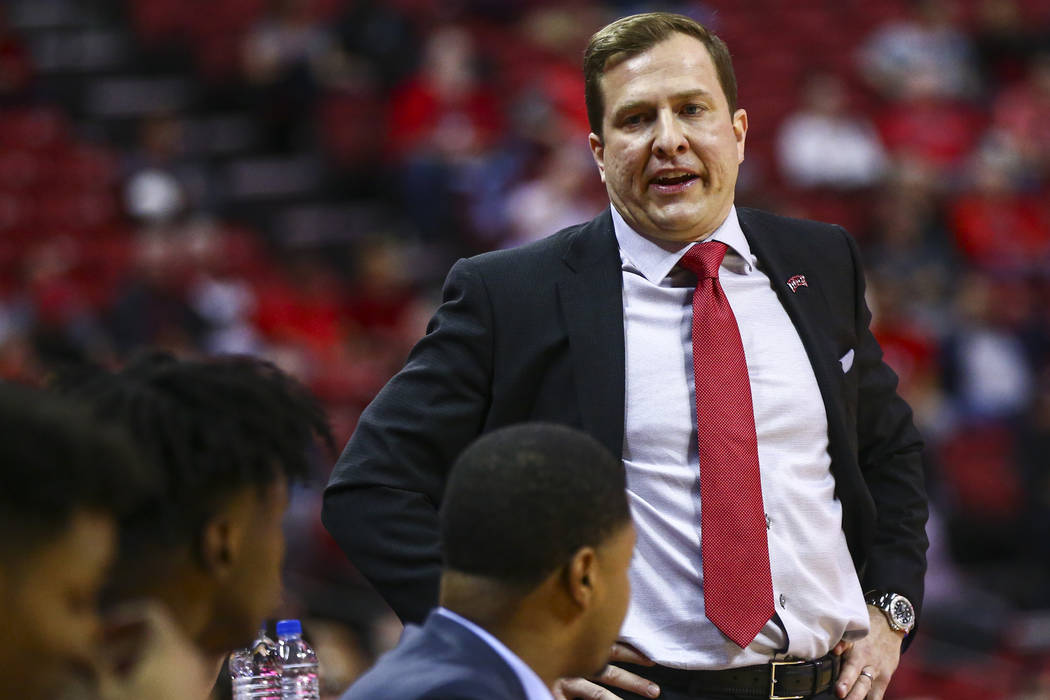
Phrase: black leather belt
[{"left": 620, "top": 653, "right": 840, "bottom": 699}]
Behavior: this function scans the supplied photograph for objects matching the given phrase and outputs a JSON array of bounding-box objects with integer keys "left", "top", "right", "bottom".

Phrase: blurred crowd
[{"left": 0, "top": 0, "right": 1049, "bottom": 697}]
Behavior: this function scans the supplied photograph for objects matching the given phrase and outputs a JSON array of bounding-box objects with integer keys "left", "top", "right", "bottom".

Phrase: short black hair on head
[
  {"left": 440, "top": 423, "right": 630, "bottom": 588},
  {"left": 52, "top": 351, "right": 334, "bottom": 554},
  {"left": 584, "top": 12, "right": 738, "bottom": 140},
  {"left": 0, "top": 382, "right": 157, "bottom": 560}
]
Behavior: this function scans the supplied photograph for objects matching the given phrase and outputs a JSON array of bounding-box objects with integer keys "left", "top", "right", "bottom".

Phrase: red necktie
[{"left": 679, "top": 242, "right": 774, "bottom": 649}]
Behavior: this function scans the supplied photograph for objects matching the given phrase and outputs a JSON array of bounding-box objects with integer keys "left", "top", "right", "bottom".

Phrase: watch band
[{"left": 865, "top": 590, "right": 915, "bottom": 634}]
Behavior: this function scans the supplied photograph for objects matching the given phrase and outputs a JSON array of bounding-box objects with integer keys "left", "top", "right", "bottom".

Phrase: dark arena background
[{"left": 0, "top": 0, "right": 1048, "bottom": 697}]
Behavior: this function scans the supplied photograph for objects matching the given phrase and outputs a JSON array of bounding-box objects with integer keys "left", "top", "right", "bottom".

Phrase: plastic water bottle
[
  {"left": 276, "top": 619, "right": 320, "bottom": 700},
  {"left": 230, "top": 627, "right": 281, "bottom": 700}
]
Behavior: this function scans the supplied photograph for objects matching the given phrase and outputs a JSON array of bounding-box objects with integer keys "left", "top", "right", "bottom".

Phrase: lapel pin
[{"left": 786, "top": 274, "right": 808, "bottom": 293}]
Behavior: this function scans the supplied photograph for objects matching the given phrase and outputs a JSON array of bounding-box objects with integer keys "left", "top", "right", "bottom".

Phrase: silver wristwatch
[{"left": 865, "top": 590, "right": 915, "bottom": 634}]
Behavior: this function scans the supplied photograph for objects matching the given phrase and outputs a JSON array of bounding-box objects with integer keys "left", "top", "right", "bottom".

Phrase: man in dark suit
[
  {"left": 324, "top": 12, "right": 927, "bottom": 700},
  {"left": 342, "top": 424, "right": 636, "bottom": 700}
]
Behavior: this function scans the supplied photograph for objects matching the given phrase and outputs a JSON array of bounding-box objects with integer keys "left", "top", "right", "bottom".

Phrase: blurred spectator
[
  {"left": 991, "top": 52, "right": 1050, "bottom": 180},
  {"left": 936, "top": 420, "right": 1025, "bottom": 589},
  {"left": 386, "top": 25, "right": 504, "bottom": 246},
  {"left": 461, "top": 7, "right": 603, "bottom": 246},
  {"left": 242, "top": 0, "right": 334, "bottom": 152},
  {"left": 859, "top": 0, "right": 980, "bottom": 101},
  {"left": 513, "top": 6, "right": 598, "bottom": 137},
  {"left": 776, "top": 72, "right": 888, "bottom": 189},
  {"left": 255, "top": 253, "right": 346, "bottom": 355},
  {"left": 868, "top": 272, "right": 945, "bottom": 428},
  {"left": 290, "top": 237, "right": 430, "bottom": 408},
  {"left": 875, "top": 73, "right": 984, "bottom": 173},
  {"left": 122, "top": 113, "right": 212, "bottom": 223},
  {"left": 948, "top": 148, "right": 1050, "bottom": 273},
  {"left": 864, "top": 163, "right": 958, "bottom": 442},
  {"left": 941, "top": 273, "right": 1034, "bottom": 421},
  {"left": 107, "top": 233, "right": 204, "bottom": 355},
  {"left": 342, "top": 236, "right": 418, "bottom": 337},
  {"left": 972, "top": 0, "right": 1047, "bottom": 85},
  {"left": 185, "top": 228, "right": 265, "bottom": 357},
  {"left": 866, "top": 171, "right": 958, "bottom": 331},
  {"left": 330, "top": 0, "right": 419, "bottom": 90},
  {"left": 17, "top": 236, "right": 115, "bottom": 370},
  {"left": 501, "top": 144, "right": 602, "bottom": 247}
]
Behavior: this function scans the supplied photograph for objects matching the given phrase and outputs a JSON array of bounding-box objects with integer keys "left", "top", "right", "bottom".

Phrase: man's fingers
[
  {"left": 868, "top": 675, "right": 890, "bottom": 700},
  {"left": 608, "top": 642, "right": 656, "bottom": 666},
  {"left": 832, "top": 639, "right": 853, "bottom": 656},
  {"left": 551, "top": 680, "right": 571, "bottom": 700},
  {"left": 836, "top": 657, "right": 862, "bottom": 698},
  {"left": 598, "top": 664, "right": 660, "bottom": 698},
  {"left": 843, "top": 666, "right": 876, "bottom": 700},
  {"left": 553, "top": 677, "right": 623, "bottom": 700}
]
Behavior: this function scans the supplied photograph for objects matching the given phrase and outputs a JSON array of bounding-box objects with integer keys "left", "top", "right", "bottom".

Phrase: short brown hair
[{"left": 583, "top": 12, "right": 738, "bottom": 140}]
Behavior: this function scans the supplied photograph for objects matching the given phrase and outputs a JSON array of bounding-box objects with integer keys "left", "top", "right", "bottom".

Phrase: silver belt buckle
[{"left": 770, "top": 659, "right": 805, "bottom": 700}]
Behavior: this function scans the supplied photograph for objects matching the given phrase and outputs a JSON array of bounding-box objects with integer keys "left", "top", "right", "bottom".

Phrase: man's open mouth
[{"left": 650, "top": 173, "right": 699, "bottom": 187}]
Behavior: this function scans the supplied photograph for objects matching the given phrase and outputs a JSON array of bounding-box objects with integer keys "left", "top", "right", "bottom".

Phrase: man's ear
[
  {"left": 198, "top": 514, "right": 241, "bottom": 579},
  {"left": 733, "top": 108, "right": 748, "bottom": 164},
  {"left": 565, "top": 546, "right": 598, "bottom": 609},
  {"left": 589, "top": 132, "right": 607, "bottom": 183}
]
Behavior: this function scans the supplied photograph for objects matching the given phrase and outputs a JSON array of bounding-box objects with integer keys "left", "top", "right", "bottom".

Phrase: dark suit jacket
[
  {"left": 342, "top": 610, "right": 528, "bottom": 700},
  {"left": 323, "top": 207, "right": 928, "bottom": 638}
]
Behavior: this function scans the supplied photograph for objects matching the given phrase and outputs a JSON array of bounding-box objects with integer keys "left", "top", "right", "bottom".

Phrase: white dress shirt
[
  {"left": 435, "top": 607, "right": 554, "bottom": 700},
  {"left": 613, "top": 205, "right": 870, "bottom": 669}
]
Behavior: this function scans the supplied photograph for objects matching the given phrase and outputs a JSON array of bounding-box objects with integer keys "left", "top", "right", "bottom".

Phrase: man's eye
[
  {"left": 623, "top": 114, "right": 643, "bottom": 126},
  {"left": 683, "top": 104, "right": 706, "bottom": 115}
]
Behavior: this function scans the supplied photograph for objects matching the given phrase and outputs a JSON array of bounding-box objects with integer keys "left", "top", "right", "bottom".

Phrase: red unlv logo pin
[{"left": 786, "top": 274, "right": 808, "bottom": 293}]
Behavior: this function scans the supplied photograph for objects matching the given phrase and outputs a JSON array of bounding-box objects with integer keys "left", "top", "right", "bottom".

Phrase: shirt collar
[
  {"left": 610, "top": 204, "right": 754, "bottom": 283},
  {"left": 436, "top": 607, "right": 555, "bottom": 700}
]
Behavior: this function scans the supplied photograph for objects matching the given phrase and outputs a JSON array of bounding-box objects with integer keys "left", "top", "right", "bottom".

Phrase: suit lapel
[
  {"left": 738, "top": 210, "right": 851, "bottom": 463},
  {"left": 558, "top": 210, "right": 626, "bottom": 459}
]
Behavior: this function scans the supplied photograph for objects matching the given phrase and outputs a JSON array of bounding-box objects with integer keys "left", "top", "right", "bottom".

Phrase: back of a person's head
[
  {"left": 53, "top": 351, "right": 333, "bottom": 560},
  {"left": 440, "top": 423, "right": 630, "bottom": 589},
  {"left": 0, "top": 381, "right": 156, "bottom": 699}
]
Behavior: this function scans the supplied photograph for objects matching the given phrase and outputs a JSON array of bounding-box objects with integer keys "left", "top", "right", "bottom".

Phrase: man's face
[
  {"left": 589, "top": 33, "right": 747, "bottom": 246},
  {"left": 579, "top": 521, "right": 636, "bottom": 677},
  {"left": 210, "top": 476, "right": 289, "bottom": 654},
  {"left": 0, "top": 510, "right": 115, "bottom": 699}
]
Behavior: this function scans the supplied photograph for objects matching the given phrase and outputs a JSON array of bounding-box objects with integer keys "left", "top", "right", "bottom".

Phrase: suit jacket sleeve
[
  {"left": 844, "top": 228, "right": 929, "bottom": 624},
  {"left": 322, "top": 258, "right": 494, "bottom": 624}
]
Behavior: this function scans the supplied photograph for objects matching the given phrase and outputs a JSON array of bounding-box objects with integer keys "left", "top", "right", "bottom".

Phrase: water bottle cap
[{"left": 276, "top": 619, "right": 302, "bottom": 637}]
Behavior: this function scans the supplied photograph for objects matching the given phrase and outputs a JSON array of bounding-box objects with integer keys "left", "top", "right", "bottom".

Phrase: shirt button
[
  {"left": 779, "top": 594, "right": 787, "bottom": 608},
  {"left": 765, "top": 514, "right": 772, "bottom": 530}
]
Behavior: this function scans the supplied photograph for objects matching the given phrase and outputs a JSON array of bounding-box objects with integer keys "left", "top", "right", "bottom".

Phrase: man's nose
[{"left": 652, "top": 111, "right": 688, "bottom": 157}]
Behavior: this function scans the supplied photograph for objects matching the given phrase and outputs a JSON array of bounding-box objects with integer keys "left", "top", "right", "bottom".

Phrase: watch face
[{"left": 890, "top": 596, "right": 915, "bottom": 629}]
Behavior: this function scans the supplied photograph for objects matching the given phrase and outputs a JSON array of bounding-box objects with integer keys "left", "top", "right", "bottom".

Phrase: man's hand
[
  {"left": 833, "top": 606, "right": 905, "bottom": 700},
  {"left": 551, "top": 642, "right": 661, "bottom": 700}
]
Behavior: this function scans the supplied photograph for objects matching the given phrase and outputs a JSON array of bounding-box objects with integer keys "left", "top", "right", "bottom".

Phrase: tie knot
[{"left": 680, "top": 241, "right": 728, "bottom": 280}]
